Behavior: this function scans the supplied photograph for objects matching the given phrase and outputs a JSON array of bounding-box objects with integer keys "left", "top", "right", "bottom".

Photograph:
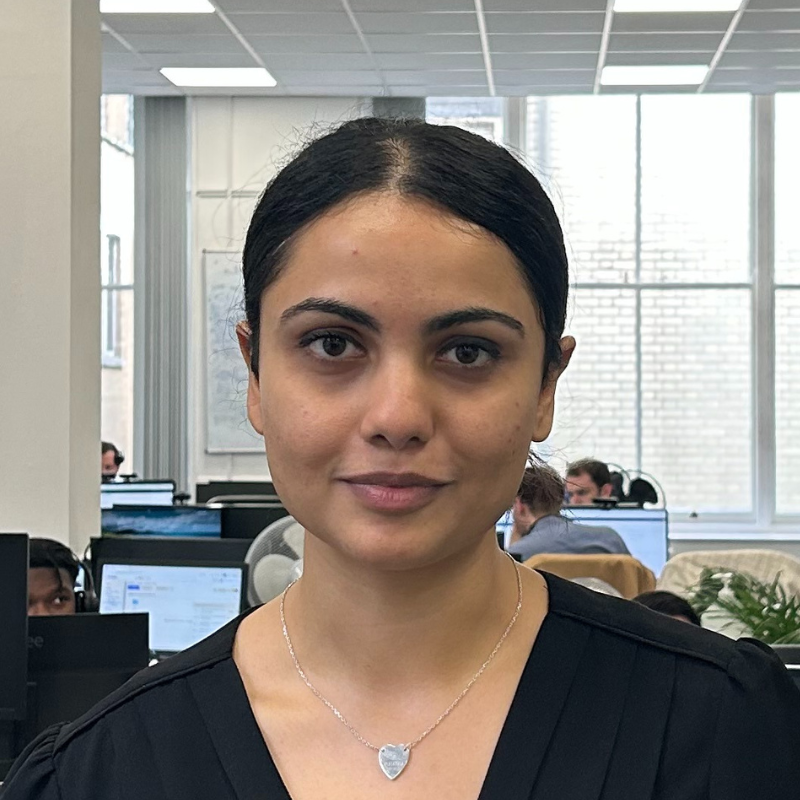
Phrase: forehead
[
  {"left": 567, "top": 472, "right": 596, "bottom": 488},
  {"left": 264, "top": 194, "right": 538, "bottom": 325},
  {"left": 28, "top": 567, "right": 71, "bottom": 592}
]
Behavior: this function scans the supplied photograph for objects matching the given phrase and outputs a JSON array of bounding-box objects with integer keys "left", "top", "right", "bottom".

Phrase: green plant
[{"left": 684, "top": 568, "right": 800, "bottom": 644}]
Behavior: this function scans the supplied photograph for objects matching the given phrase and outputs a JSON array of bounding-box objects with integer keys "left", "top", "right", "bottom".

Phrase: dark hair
[
  {"left": 242, "top": 117, "right": 569, "bottom": 379},
  {"left": 517, "top": 463, "right": 565, "bottom": 516},
  {"left": 29, "top": 538, "right": 79, "bottom": 586},
  {"left": 101, "top": 441, "right": 116, "bottom": 456},
  {"left": 633, "top": 591, "right": 702, "bottom": 626},
  {"left": 566, "top": 458, "right": 611, "bottom": 489}
]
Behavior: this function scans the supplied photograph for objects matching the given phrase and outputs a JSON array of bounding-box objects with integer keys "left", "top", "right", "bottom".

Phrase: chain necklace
[{"left": 279, "top": 554, "right": 523, "bottom": 781}]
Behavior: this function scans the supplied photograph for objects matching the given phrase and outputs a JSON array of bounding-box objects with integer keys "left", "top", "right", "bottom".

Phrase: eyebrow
[
  {"left": 425, "top": 307, "right": 525, "bottom": 337},
  {"left": 280, "top": 298, "right": 380, "bottom": 331},
  {"left": 279, "top": 298, "right": 525, "bottom": 338}
]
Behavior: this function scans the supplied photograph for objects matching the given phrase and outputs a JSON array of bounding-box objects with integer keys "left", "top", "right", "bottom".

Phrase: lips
[{"left": 339, "top": 472, "right": 450, "bottom": 513}]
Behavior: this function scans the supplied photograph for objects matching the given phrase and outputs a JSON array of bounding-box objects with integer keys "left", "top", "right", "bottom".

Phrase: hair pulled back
[{"left": 242, "top": 116, "right": 568, "bottom": 378}]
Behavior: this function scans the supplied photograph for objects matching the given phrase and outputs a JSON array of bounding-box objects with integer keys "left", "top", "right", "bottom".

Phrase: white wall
[{"left": 189, "top": 96, "right": 370, "bottom": 492}]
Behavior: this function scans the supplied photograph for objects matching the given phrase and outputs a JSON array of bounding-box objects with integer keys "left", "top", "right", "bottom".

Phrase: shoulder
[{"left": 542, "top": 569, "right": 762, "bottom": 671}]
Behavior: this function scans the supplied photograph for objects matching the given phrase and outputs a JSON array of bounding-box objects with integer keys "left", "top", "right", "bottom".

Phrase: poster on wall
[{"left": 204, "top": 250, "right": 263, "bottom": 453}]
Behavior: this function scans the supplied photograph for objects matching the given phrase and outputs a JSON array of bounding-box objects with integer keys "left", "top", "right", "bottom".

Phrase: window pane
[
  {"left": 640, "top": 95, "right": 751, "bottom": 284},
  {"left": 776, "top": 290, "right": 800, "bottom": 514},
  {"left": 426, "top": 97, "right": 504, "bottom": 143},
  {"left": 640, "top": 289, "right": 752, "bottom": 513},
  {"left": 101, "top": 95, "right": 133, "bottom": 149},
  {"left": 526, "top": 96, "right": 637, "bottom": 284},
  {"left": 101, "top": 289, "right": 135, "bottom": 467},
  {"left": 776, "top": 94, "right": 800, "bottom": 285},
  {"left": 545, "top": 287, "right": 638, "bottom": 471}
]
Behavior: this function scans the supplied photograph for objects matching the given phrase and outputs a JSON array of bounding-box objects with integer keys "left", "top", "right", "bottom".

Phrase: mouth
[{"left": 339, "top": 472, "right": 451, "bottom": 513}]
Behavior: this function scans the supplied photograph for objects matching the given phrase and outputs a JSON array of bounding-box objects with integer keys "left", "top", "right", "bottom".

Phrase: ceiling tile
[
  {"left": 228, "top": 12, "right": 353, "bottom": 35},
  {"left": 485, "top": 12, "right": 605, "bottom": 34},
  {"left": 495, "top": 68, "right": 595, "bottom": 85},
  {"left": 711, "top": 66, "right": 800, "bottom": 82},
  {"left": 489, "top": 33, "right": 601, "bottom": 52},
  {"left": 611, "top": 12, "right": 731, "bottom": 33},
  {"left": 381, "top": 69, "right": 487, "bottom": 85},
  {"left": 728, "top": 31, "right": 800, "bottom": 49},
  {"left": 274, "top": 70, "right": 380, "bottom": 86},
  {"left": 351, "top": 0, "right": 474, "bottom": 9},
  {"left": 746, "top": 0, "right": 800, "bottom": 8},
  {"left": 366, "top": 33, "right": 482, "bottom": 52},
  {"left": 608, "top": 32, "right": 724, "bottom": 51},
  {"left": 102, "top": 32, "right": 129, "bottom": 53},
  {"left": 101, "top": 13, "right": 228, "bottom": 35},
  {"left": 737, "top": 10, "right": 800, "bottom": 31},
  {"left": 719, "top": 50, "right": 800, "bottom": 67},
  {"left": 485, "top": 0, "right": 607, "bottom": 10},
  {"left": 123, "top": 34, "right": 246, "bottom": 53},
  {"left": 374, "top": 52, "right": 486, "bottom": 68},
  {"left": 215, "top": 0, "right": 340, "bottom": 10},
  {"left": 141, "top": 52, "right": 256, "bottom": 68},
  {"left": 259, "top": 52, "right": 376, "bottom": 70},
  {"left": 248, "top": 34, "right": 366, "bottom": 53},
  {"left": 103, "top": 52, "right": 148, "bottom": 69},
  {"left": 493, "top": 51, "right": 598, "bottom": 68},
  {"left": 354, "top": 12, "right": 477, "bottom": 34},
  {"left": 605, "top": 50, "right": 716, "bottom": 65}
]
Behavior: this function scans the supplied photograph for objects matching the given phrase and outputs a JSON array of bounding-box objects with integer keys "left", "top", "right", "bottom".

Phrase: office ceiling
[{"left": 102, "top": 0, "right": 800, "bottom": 97}]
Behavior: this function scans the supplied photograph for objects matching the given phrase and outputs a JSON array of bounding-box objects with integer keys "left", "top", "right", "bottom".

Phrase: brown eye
[
  {"left": 454, "top": 344, "right": 481, "bottom": 364},
  {"left": 321, "top": 335, "right": 348, "bottom": 357}
]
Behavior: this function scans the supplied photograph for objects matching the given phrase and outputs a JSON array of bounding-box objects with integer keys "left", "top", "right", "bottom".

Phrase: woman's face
[{"left": 243, "top": 193, "right": 572, "bottom": 569}]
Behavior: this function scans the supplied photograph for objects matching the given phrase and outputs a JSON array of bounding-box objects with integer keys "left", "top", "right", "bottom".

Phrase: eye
[
  {"left": 439, "top": 339, "right": 500, "bottom": 368},
  {"left": 300, "top": 331, "right": 363, "bottom": 360}
]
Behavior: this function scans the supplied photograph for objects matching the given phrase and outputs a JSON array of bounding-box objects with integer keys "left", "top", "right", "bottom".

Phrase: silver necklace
[{"left": 279, "top": 554, "right": 523, "bottom": 781}]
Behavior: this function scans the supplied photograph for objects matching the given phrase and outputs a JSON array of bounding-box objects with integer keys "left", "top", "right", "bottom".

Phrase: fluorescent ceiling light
[
  {"left": 101, "top": 0, "right": 215, "bottom": 12},
  {"left": 160, "top": 68, "right": 277, "bottom": 88},
  {"left": 601, "top": 65, "right": 709, "bottom": 86},
  {"left": 614, "top": 0, "right": 741, "bottom": 11}
]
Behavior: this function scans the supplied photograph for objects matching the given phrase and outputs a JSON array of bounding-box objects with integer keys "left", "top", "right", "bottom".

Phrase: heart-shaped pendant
[{"left": 378, "top": 744, "right": 410, "bottom": 780}]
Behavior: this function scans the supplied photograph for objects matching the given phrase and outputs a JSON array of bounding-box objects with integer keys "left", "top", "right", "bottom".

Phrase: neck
[{"left": 284, "top": 532, "right": 520, "bottom": 694}]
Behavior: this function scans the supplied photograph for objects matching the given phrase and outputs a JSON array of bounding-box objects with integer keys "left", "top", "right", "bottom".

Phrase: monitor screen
[
  {"left": 561, "top": 507, "right": 669, "bottom": 576},
  {"left": 101, "top": 506, "right": 222, "bottom": 538},
  {"left": 101, "top": 481, "right": 175, "bottom": 509},
  {"left": 99, "top": 561, "right": 246, "bottom": 654}
]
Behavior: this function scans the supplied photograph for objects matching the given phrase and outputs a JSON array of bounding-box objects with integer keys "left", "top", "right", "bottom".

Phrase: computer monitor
[
  {"left": 101, "top": 505, "right": 222, "bottom": 538},
  {"left": 561, "top": 507, "right": 669, "bottom": 576},
  {"left": 98, "top": 560, "right": 247, "bottom": 656},
  {"left": 101, "top": 480, "right": 175, "bottom": 509},
  {"left": 195, "top": 480, "right": 277, "bottom": 504},
  {"left": 0, "top": 534, "right": 28, "bottom": 778},
  {"left": 89, "top": 535, "right": 252, "bottom": 590},
  {"left": 15, "top": 613, "right": 149, "bottom": 753},
  {"left": 219, "top": 504, "right": 289, "bottom": 540}
]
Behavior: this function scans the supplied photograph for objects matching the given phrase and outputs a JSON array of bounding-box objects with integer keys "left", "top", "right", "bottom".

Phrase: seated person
[
  {"left": 507, "top": 463, "right": 630, "bottom": 562},
  {"left": 633, "top": 590, "right": 702, "bottom": 626},
  {"left": 102, "top": 440, "right": 123, "bottom": 481},
  {"left": 28, "top": 538, "right": 78, "bottom": 616},
  {"left": 565, "top": 457, "right": 614, "bottom": 505}
]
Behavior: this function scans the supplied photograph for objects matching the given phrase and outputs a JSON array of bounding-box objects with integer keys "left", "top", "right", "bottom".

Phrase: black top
[{"left": 3, "top": 572, "right": 800, "bottom": 800}]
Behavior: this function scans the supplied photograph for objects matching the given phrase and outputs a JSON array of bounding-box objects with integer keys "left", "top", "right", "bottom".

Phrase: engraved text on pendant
[{"left": 378, "top": 744, "right": 410, "bottom": 780}]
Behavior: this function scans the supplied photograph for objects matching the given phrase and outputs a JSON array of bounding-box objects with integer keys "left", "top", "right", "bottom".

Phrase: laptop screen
[
  {"left": 101, "top": 481, "right": 175, "bottom": 509},
  {"left": 99, "top": 561, "right": 246, "bottom": 654}
]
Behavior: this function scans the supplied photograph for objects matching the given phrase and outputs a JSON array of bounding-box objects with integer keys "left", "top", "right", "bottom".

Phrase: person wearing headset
[
  {"left": 28, "top": 538, "right": 98, "bottom": 616},
  {"left": 101, "top": 440, "right": 124, "bottom": 481}
]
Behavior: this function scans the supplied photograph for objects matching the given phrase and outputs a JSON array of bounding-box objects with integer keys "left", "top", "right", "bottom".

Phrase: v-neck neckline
[{"left": 194, "top": 572, "right": 587, "bottom": 800}]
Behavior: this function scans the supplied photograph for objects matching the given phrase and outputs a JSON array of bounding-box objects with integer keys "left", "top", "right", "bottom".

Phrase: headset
[{"left": 31, "top": 538, "right": 99, "bottom": 613}]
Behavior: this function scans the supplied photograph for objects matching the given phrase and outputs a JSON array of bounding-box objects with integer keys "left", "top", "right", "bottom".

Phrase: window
[
  {"left": 426, "top": 97, "right": 505, "bottom": 143},
  {"left": 100, "top": 95, "right": 135, "bottom": 467},
  {"left": 775, "top": 93, "right": 800, "bottom": 515},
  {"left": 526, "top": 95, "right": 753, "bottom": 515}
]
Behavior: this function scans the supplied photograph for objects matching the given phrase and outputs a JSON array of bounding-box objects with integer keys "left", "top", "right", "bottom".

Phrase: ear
[
  {"left": 600, "top": 483, "right": 614, "bottom": 498},
  {"left": 532, "top": 335, "right": 575, "bottom": 442},
  {"left": 236, "top": 322, "right": 264, "bottom": 436}
]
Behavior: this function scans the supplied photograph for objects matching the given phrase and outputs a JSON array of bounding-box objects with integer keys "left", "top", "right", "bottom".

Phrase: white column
[{"left": 0, "top": 0, "right": 101, "bottom": 552}]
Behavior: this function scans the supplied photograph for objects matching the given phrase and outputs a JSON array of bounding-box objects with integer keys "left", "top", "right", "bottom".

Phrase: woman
[{"left": 4, "top": 118, "right": 798, "bottom": 799}]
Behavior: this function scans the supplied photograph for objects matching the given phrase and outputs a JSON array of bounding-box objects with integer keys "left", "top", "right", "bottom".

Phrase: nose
[{"left": 359, "top": 356, "right": 435, "bottom": 451}]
